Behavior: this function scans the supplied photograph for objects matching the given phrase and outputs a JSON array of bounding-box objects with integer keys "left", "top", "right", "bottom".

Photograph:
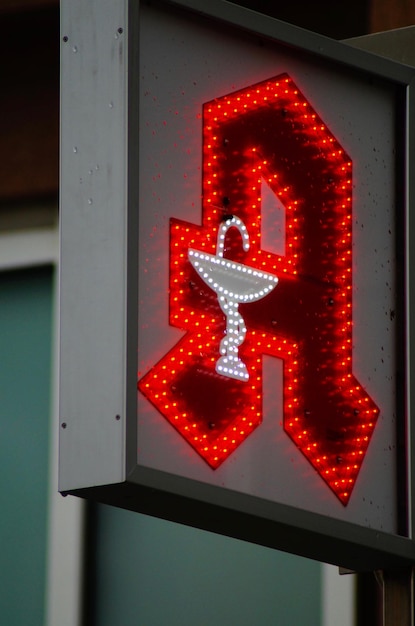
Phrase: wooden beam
[
  {"left": 370, "top": 0, "right": 415, "bottom": 33},
  {"left": 0, "top": 0, "right": 57, "bottom": 15},
  {"left": 0, "top": 6, "right": 59, "bottom": 201},
  {"left": 383, "top": 569, "right": 413, "bottom": 626}
]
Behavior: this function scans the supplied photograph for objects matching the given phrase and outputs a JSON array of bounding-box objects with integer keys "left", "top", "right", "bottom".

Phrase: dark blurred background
[{"left": 0, "top": 0, "right": 413, "bottom": 213}]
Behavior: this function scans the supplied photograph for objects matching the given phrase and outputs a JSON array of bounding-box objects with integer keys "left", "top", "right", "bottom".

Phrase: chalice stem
[{"left": 217, "top": 296, "right": 248, "bottom": 380}]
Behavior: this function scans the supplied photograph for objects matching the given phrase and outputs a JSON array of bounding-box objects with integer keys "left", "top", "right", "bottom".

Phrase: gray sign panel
[{"left": 60, "top": 0, "right": 415, "bottom": 570}]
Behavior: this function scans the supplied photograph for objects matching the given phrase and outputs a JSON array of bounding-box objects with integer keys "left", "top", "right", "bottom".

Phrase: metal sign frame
[{"left": 59, "top": 0, "right": 415, "bottom": 571}]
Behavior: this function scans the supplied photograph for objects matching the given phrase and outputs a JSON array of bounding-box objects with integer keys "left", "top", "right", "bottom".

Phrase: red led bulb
[{"left": 138, "top": 74, "right": 379, "bottom": 505}]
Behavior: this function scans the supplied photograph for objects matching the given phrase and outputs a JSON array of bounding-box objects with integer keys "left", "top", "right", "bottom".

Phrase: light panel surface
[{"left": 137, "top": 3, "right": 401, "bottom": 531}]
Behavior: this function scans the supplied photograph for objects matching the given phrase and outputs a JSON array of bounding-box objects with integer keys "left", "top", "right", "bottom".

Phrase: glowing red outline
[{"left": 138, "top": 74, "right": 379, "bottom": 505}]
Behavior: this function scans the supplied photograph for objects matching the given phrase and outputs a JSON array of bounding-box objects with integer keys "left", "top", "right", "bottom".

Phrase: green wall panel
[
  {"left": 0, "top": 267, "right": 53, "bottom": 626},
  {"left": 91, "top": 504, "right": 322, "bottom": 626}
]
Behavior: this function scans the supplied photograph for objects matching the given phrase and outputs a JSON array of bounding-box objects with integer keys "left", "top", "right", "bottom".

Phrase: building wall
[
  {"left": 0, "top": 266, "right": 54, "bottom": 625},
  {"left": 86, "top": 504, "right": 322, "bottom": 625}
]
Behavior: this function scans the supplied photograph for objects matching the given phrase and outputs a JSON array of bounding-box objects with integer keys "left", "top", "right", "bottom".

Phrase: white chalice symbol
[{"left": 188, "top": 216, "right": 278, "bottom": 381}]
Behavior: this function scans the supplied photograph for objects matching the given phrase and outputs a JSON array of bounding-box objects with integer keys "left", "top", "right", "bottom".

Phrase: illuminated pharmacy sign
[
  {"left": 61, "top": 0, "right": 415, "bottom": 569},
  {"left": 138, "top": 73, "right": 379, "bottom": 505}
]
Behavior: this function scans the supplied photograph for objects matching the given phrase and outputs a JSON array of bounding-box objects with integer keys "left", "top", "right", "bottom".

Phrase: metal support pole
[{"left": 383, "top": 569, "right": 413, "bottom": 626}]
